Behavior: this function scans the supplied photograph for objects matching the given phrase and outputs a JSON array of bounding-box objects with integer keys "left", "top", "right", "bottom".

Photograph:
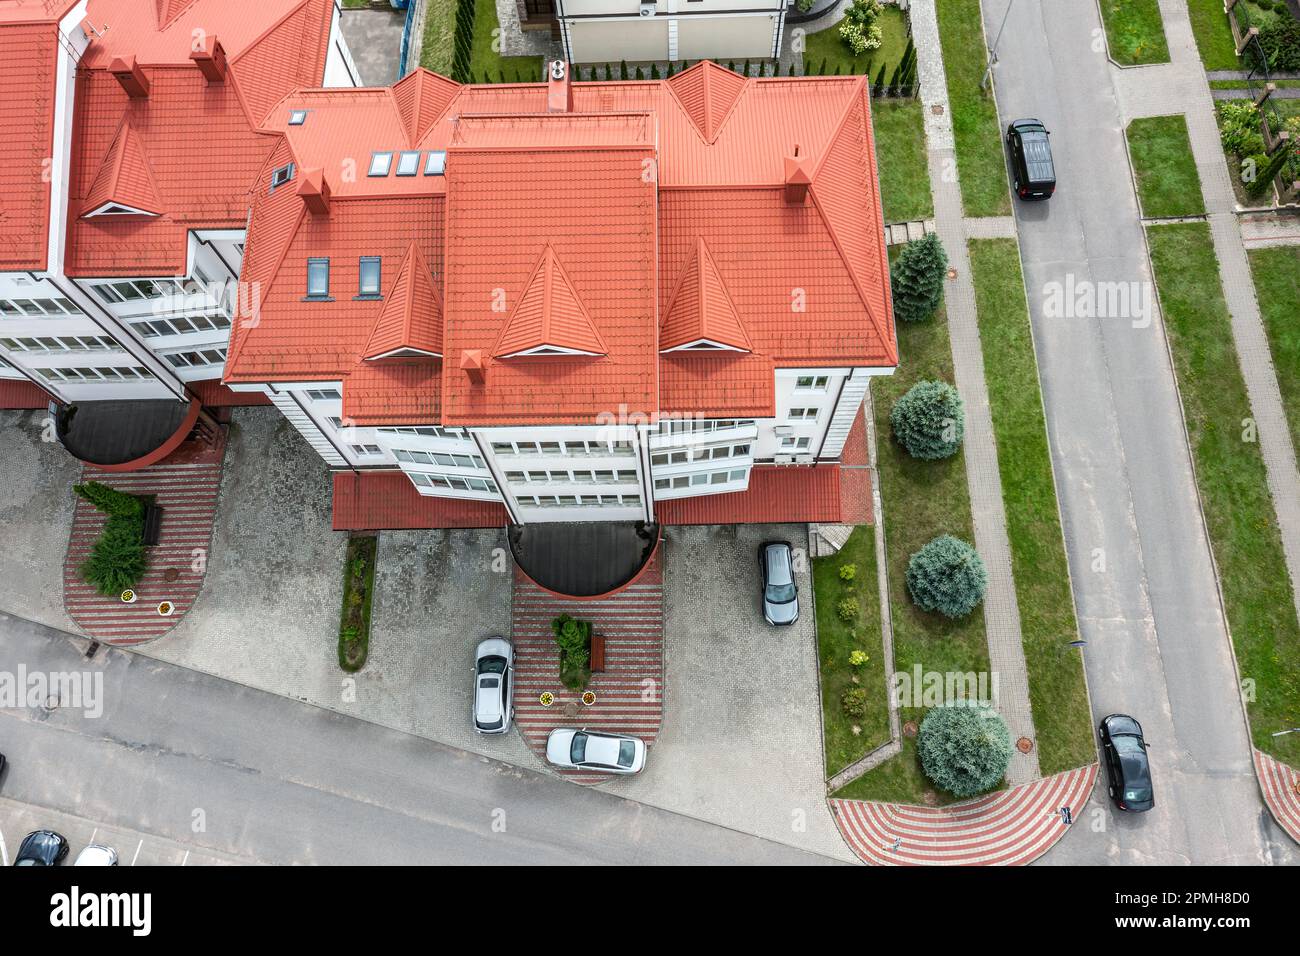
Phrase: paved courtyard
[{"left": 340, "top": 6, "right": 406, "bottom": 85}]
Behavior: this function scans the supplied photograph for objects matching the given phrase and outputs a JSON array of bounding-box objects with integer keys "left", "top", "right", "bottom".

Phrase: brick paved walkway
[
  {"left": 831, "top": 764, "right": 1096, "bottom": 865},
  {"left": 1254, "top": 749, "right": 1300, "bottom": 844},
  {"left": 911, "top": 0, "right": 1040, "bottom": 784},
  {"left": 63, "top": 433, "right": 226, "bottom": 646},
  {"left": 511, "top": 550, "right": 665, "bottom": 785}
]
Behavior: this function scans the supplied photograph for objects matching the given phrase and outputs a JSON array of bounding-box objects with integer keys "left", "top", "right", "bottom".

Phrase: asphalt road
[
  {"left": 0, "top": 612, "right": 838, "bottom": 865},
  {"left": 980, "top": 0, "right": 1291, "bottom": 865}
]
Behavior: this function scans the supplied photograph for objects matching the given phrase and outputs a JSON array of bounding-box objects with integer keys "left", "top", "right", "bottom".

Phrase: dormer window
[
  {"left": 270, "top": 163, "right": 295, "bottom": 192},
  {"left": 396, "top": 151, "right": 420, "bottom": 176},
  {"left": 306, "top": 258, "right": 330, "bottom": 299},
  {"left": 368, "top": 152, "right": 393, "bottom": 177},
  {"left": 358, "top": 257, "right": 381, "bottom": 298},
  {"left": 288, "top": 110, "right": 308, "bottom": 126}
]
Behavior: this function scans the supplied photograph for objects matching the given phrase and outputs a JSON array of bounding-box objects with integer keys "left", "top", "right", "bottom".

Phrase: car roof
[{"left": 763, "top": 542, "right": 793, "bottom": 584}]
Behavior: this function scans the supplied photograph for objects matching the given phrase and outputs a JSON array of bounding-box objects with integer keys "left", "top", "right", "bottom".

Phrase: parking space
[
  {"left": 603, "top": 523, "right": 854, "bottom": 861},
  {"left": 0, "top": 796, "right": 246, "bottom": 866}
]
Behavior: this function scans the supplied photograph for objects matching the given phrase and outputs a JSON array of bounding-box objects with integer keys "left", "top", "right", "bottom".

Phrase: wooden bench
[
  {"left": 142, "top": 503, "right": 164, "bottom": 547},
  {"left": 590, "top": 633, "right": 606, "bottom": 673}
]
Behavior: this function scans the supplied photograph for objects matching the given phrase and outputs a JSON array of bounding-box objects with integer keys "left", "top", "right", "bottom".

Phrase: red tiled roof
[
  {"left": 660, "top": 237, "right": 751, "bottom": 352},
  {"left": 493, "top": 245, "right": 607, "bottom": 358},
  {"left": 0, "top": 16, "right": 62, "bottom": 270},
  {"left": 82, "top": 117, "right": 163, "bottom": 215},
  {"left": 331, "top": 472, "right": 507, "bottom": 530},
  {"left": 225, "top": 63, "right": 897, "bottom": 421},
  {"left": 657, "top": 464, "right": 844, "bottom": 525},
  {"left": 0, "top": 378, "right": 54, "bottom": 408},
  {"left": 62, "top": 0, "right": 335, "bottom": 276},
  {"left": 342, "top": 359, "right": 442, "bottom": 426},
  {"left": 186, "top": 378, "right": 272, "bottom": 407},
  {"left": 363, "top": 242, "right": 443, "bottom": 359}
]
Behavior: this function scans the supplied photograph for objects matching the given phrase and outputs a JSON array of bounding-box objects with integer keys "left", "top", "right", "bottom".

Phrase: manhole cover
[
  {"left": 1016, "top": 736, "right": 1035, "bottom": 754},
  {"left": 163, "top": 567, "right": 181, "bottom": 582},
  {"left": 946, "top": 268, "right": 958, "bottom": 280},
  {"left": 931, "top": 104, "right": 945, "bottom": 116},
  {"left": 903, "top": 720, "right": 919, "bottom": 738},
  {"left": 41, "top": 696, "right": 60, "bottom": 714},
  {"left": 562, "top": 702, "right": 580, "bottom": 719},
  {"left": 923, "top": 790, "right": 939, "bottom": 806}
]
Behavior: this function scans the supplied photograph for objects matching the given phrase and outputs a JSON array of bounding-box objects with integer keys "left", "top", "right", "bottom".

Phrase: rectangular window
[
  {"left": 358, "top": 257, "right": 381, "bottom": 298},
  {"left": 270, "top": 163, "right": 294, "bottom": 191},
  {"left": 424, "top": 151, "right": 447, "bottom": 176},
  {"left": 788, "top": 407, "right": 819, "bottom": 420},
  {"left": 368, "top": 152, "right": 393, "bottom": 177},
  {"left": 288, "top": 109, "right": 308, "bottom": 126},
  {"left": 304, "top": 388, "right": 341, "bottom": 402},
  {"left": 396, "top": 151, "right": 421, "bottom": 176},
  {"left": 307, "top": 258, "right": 330, "bottom": 298},
  {"left": 795, "top": 375, "right": 830, "bottom": 390}
]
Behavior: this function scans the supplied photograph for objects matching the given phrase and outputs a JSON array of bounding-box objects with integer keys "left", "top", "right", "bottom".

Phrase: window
[
  {"left": 304, "top": 388, "right": 341, "bottom": 402},
  {"left": 270, "top": 163, "right": 295, "bottom": 191},
  {"left": 368, "top": 152, "right": 393, "bottom": 177},
  {"left": 351, "top": 444, "right": 383, "bottom": 457},
  {"left": 424, "top": 151, "right": 447, "bottom": 176},
  {"left": 358, "top": 258, "right": 382, "bottom": 298},
  {"left": 306, "top": 259, "right": 330, "bottom": 298},
  {"left": 288, "top": 110, "right": 308, "bottom": 126},
  {"left": 396, "top": 151, "right": 421, "bottom": 176},
  {"left": 780, "top": 436, "right": 812, "bottom": 451},
  {"left": 795, "top": 375, "right": 830, "bottom": 390},
  {"left": 788, "top": 407, "right": 819, "bottom": 420}
]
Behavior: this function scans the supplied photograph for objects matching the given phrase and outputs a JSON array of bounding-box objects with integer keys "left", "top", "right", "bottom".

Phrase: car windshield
[
  {"left": 478, "top": 718, "right": 502, "bottom": 731},
  {"left": 766, "top": 582, "right": 796, "bottom": 604},
  {"left": 478, "top": 655, "right": 506, "bottom": 674},
  {"left": 1124, "top": 786, "right": 1152, "bottom": 804},
  {"left": 1112, "top": 734, "right": 1143, "bottom": 754},
  {"left": 617, "top": 740, "right": 636, "bottom": 768},
  {"left": 570, "top": 732, "right": 588, "bottom": 764}
]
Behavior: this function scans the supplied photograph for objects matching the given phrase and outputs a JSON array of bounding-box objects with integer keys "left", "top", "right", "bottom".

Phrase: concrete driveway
[
  {"left": 340, "top": 6, "right": 406, "bottom": 85},
  {"left": 980, "top": 0, "right": 1291, "bottom": 865},
  {"left": 602, "top": 524, "right": 854, "bottom": 861}
]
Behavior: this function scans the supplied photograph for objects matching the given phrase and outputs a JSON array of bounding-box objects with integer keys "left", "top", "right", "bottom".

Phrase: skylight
[
  {"left": 306, "top": 258, "right": 330, "bottom": 298},
  {"left": 396, "top": 151, "right": 420, "bottom": 176},
  {"left": 358, "top": 257, "right": 381, "bottom": 297},
  {"left": 288, "top": 110, "right": 308, "bottom": 126},
  {"left": 424, "top": 151, "right": 447, "bottom": 176},
  {"left": 270, "top": 163, "right": 295, "bottom": 191},
  {"left": 368, "top": 152, "right": 393, "bottom": 177}
]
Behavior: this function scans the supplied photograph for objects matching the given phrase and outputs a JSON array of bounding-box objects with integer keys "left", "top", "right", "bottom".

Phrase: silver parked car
[
  {"left": 546, "top": 728, "right": 646, "bottom": 774},
  {"left": 73, "top": 844, "right": 119, "bottom": 866},
  {"left": 473, "top": 637, "right": 514, "bottom": 735},
  {"left": 759, "top": 540, "right": 799, "bottom": 626}
]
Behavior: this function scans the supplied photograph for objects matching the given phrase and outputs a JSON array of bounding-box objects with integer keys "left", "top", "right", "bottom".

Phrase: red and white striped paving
[
  {"left": 831, "top": 764, "right": 1098, "bottom": 865},
  {"left": 62, "top": 435, "right": 226, "bottom": 646},
  {"left": 1254, "top": 748, "right": 1300, "bottom": 845},
  {"left": 511, "top": 551, "right": 664, "bottom": 785}
]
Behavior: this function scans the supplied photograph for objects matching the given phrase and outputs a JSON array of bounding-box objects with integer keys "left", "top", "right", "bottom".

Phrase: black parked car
[
  {"left": 14, "top": 830, "right": 69, "bottom": 866},
  {"left": 759, "top": 541, "right": 799, "bottom": 626},
  {"left": 1006, "top": 118, "right": 1056, "bottom": 201},
  {"left": 1099, "top": 714, "right": 1154, "bottom": 813}
]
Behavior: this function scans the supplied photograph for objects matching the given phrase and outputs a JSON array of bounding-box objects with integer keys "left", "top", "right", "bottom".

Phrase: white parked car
[
  {"left": 73, "top": 844, "right": 119, "bottom": 866},
  {"left": 546, "top": 728, "right": 646, "bottom": 774},
  {"left": 473, "top": 637, "right": 514, "bottom": 735}
]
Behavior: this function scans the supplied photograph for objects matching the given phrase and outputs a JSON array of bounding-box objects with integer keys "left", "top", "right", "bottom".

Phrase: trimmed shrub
[
  {"left": 890, "top": 379, "right": 965, "bottom": 460},
  {"left": 839, "top": 0, "right": 884, "bottom": 56},
  {"left": 551, "top": 613, "right": 593, "bottom": 690},
  {"left": 1249, "top": 146, "right": 1292, "bottom": 198},
  {"left": 1259, "top": 18, "right": 1300, "bottom": 72},
  {"left": 1219, "top": 101, "right": 1264, "bottom": 157},
  {"left": 917, "top": 702, "right": 1013, "bottom": 797},
  {"left": 849, "top": 649, "right": 870, "bottom": 667},
  {"left": 891, "top": 232, "right": 949, "bottom": 322},
  {"left": 841, "top": 687, "right": 868, "bottom": 719},
  {"left": 906, "top": 534, "right": 987, "bottom": 618},
  {"left": 74, "top": 481, "right": 145, "bottom": 518},
  {"left": 839, "top": 562, "right": 858, "bottom": 582},
  {"left": 75, "top": 482, "right": 148, "bottom": 597},
  {"left": 837, "top": 596, "right": 860, "bottom": 622}
]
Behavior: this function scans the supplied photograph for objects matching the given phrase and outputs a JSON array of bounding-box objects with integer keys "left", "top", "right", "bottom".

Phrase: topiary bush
[
  {"left": 891, "top": 233, "right": 948, "bottom": 323},
  {"left": 551, "top": 613, "right": 593, "bottom": 690},
  {"left": 74, "top": 481, "right": 148, "bottom": 597},
  {"left": 890, "top": 380, "right": 965, "bottom": 460},
  {"left": 906, "top": 534, "right": 987, "bottom": 618},
  {"left": 917, "top": 702, "right": 1013, "bottom": 797}
]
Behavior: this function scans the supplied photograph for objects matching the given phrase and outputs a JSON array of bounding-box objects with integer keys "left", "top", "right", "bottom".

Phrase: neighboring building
[
  {"left": 518, "top": 0, "right": 787, "bottom": 64},
  {"left": 0, "top": 0, "right": 358, "bottom": 465},
  {"left": 222, "top": 60, "right": 896, "bottom": 526}
]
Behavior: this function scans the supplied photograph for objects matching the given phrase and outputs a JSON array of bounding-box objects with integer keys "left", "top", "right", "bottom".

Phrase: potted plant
[
  {"left": 581, "top": 691, "right": 596, "bottom": 706},
  {"left": 539, "top": 692, "right": 554, "bottom": 707},
  {"left": 120, "top": 589, "right": 137, "bottom": 604},
  {"left": 157, "top": 600, "right": 175, "bottom": 617}
]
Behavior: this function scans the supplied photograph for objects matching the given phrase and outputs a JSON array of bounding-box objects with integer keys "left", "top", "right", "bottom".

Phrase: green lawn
[
  {"left": 1125, "top": 115, "right": 1206, "bottom": 218},
  {"left": 1147, "top": 223, "right": 1300, "bottom": 765},
  {"left": 1099, "top": 0, "right": 1171, "bottom": 65},
  {"left": 968, "top": 239, "right": 1095, "bottom": 775},
  {"left": 832, "top": 286, "right": 993, "bottom": 804},
  {"left": 802, "top": 4, "right": 911, "bottom": 77},
  {"left": 935, "top": 0, "right": 1011, "bottom": 217},
  {"left": 872, "top": 99, "right": 934, "bottom": 223},
  {"left": 419, "top": 0, "right": 456, "bottom": 75},
  {"left": 1250, "top": 246, "right": 1300, "bottom": 457},
  {"left": 1187, "top": 0, "right": 1244, "bottom": 71},
  {"left": 816, "top": 527, "right": 890, "bottom": 776},
  {"left": 426, "top": 0, "right": 540, "bottom": 82}
]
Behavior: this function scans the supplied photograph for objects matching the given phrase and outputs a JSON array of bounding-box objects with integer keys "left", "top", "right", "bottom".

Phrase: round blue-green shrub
[
  {"left": 890, "top": 380, "right": 965, "bottom": 460},
  {"left": 917, "top": 702, "right": 1013, "bottom": 798},
  {"left": 906, "top": 534, "right": 986, "bottom": 618}
]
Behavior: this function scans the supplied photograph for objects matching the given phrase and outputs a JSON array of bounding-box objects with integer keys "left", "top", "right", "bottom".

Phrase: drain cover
[{"left": 1016, "top": 736, "right": 1035, "bottom": 754}]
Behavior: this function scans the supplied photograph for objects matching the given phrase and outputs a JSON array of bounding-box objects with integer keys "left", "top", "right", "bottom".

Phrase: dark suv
[{"left": 1006, "top": 119, "right": 1056, "bottom": 201}]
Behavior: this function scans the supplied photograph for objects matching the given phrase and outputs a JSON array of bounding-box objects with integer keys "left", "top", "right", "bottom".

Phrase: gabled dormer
[
  {"left": 80, "top": 117, "right": 162, "bottom": 219},
  {"left": 493, "top": 245, "right": 607, "bottom": 359},
  {"left": 660, "top": 237, "right": 751, "bottom": 353},
  {"left": 362, "top": 242, "right": 443, "bottom": 360}
]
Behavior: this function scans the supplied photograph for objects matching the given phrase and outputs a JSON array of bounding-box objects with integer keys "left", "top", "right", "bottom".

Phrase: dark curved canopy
[
  {"left": 56, "top": 398, "right": 194, "bottom": 468},
  {"left": 509, "top": 521, "right": 658, "bottom": 597}
]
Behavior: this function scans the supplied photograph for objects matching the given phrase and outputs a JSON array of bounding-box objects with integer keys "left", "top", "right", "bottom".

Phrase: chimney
[
  {"left": 460, "top": 349, "right": 486, "bottom": 385},
  {"left": 110, "top": 56, "right": 150, "bottom": 98},
  {"left": 784, "top": 146, "right": 813, "bottom": 204},
  {"left": 297, "top": 168, "right": 331, "bottom": 216},
  {"left": 190, "top": 35, "right": 228, "bottom": 84},
  {"left": 546, "top": 60, "right": 573, "bottom": 113}
]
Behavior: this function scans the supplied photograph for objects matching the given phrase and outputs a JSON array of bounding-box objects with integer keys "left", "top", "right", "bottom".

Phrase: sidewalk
[{"left": 909, "top": 0, "right": 1040, "bottom": 784}]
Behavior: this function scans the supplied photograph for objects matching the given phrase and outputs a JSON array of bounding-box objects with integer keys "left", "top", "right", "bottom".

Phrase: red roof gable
[
  {"left": 82, "top": 117, "right": 163, "bottom": 216},
  {"left": 666, "top": 60, "right": 747, "bottom": 144},
  {"left": 660, "top": 237, "right": 751, "bottom": 352},
  {"left": 493, "top": 245, "right": 607, "bottom": 358},
  {"left": 363, "top": 242, "right": 443, "bottom": 360}
]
